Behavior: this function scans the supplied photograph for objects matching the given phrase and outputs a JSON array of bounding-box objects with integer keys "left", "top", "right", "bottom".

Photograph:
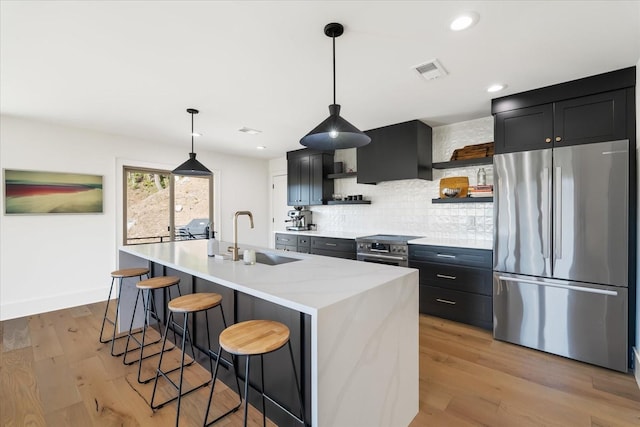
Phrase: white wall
[
  {"left": 0, "top": 115, "right": 270, "bottom": 320},
  {"left": 308, "top": 117, "right": 494, "bottom": 240}
]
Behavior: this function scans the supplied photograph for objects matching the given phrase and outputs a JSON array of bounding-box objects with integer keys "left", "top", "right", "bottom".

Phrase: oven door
[{"left": 357, "top": 252, "right": 407, "bottom": 267}]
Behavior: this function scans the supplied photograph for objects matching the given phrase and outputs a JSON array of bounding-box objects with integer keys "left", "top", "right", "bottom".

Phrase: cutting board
[{"left": 439, "top": 176, "right": 469, "bottom": 198}]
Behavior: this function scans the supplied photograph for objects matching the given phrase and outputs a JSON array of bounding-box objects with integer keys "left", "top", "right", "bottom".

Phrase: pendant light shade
[
  {"left": 172, "top": 108, "right": 212, "bottom": 176},
  {"left": 300, "top": 23, "right": 370, "bottom": 150}
]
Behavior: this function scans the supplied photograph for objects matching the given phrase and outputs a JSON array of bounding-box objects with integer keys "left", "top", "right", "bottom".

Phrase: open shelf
[
  {"left": 327, "top": 200, "right": 371, "bottom": 205},
  {"left": 432, "top": 196, "right": 493, "bottom": 204},
  {"left": 327, "top": 171, "right": 357, "bottom": 179},
  {"left": 432, "top": 157, "right": 493, "bottom": 169}
]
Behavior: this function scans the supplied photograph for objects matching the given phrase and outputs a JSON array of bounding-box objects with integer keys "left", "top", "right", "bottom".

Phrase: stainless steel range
[{"left": 356, "top": 234, "right": 422, "bottom": 267}]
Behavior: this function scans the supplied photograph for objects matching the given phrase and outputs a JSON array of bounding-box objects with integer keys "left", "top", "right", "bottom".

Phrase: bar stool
[
  {"left": 150, "top": 292, "right": 236, "bottom": 426},
  {"left": 203, "top": 320, "right": 305, "bottom": 427},
  {"left": 99, "top": 267, "right": 150, "bottom": 357},
  {"left": 122, "top": 275, "right": 182, "bottom": 384}
]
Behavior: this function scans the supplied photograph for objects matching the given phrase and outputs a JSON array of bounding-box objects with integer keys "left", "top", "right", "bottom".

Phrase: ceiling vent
[{"left": 414, "top": 59, "right": 448, "bottom": 81}]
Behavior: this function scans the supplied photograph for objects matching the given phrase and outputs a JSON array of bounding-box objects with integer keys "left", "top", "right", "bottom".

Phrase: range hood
[{"left": 356, "top": 120, "right": 432, "bottom": 184}]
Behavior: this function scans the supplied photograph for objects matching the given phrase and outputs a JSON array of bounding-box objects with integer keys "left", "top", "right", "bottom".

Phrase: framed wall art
[{"left": 4, "top": 169, "right": 103, "bottom": 214}]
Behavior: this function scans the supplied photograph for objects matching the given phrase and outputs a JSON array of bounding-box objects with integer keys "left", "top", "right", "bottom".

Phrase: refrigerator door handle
[
  {"left": 496, "top": 276, "right": 618, "bottom": 296},
  {"left": 542, "top": 167, "right": 550, "bottom": 259},
  {"left": 554, "top": 166, "right": 562, "bottom": 260}
]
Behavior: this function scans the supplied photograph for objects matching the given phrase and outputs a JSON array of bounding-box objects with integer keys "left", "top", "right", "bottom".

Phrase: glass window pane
[
  {"left": 125, "top": 169, "right": 171, "bottom": 244},
  {"left": 173, "top": 175, "right": 212, "bottom": 240}
]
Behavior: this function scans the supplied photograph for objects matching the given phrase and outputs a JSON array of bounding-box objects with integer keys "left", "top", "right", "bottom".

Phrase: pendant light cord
[
  {"left": 332, "top": 34, "right": 336, "bottom": 105},
  {"left": 190, "top": 111, "right": 195, "bottom": 154}
]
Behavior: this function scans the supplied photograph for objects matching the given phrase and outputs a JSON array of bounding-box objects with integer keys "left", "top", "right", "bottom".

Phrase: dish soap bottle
[
  {"left": 477, "top": 167, "right": 486, "bottom": 186},
  {"left": 207, "top": 229, "right": 218, "bottom": 257}
]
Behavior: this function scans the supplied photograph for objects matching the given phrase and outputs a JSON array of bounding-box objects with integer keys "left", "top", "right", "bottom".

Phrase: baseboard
[
  {"left": 0, "top": 288, "right": 108, "bottom": 321},
  {"left": 635, "top": 347, "right": 640, "bottom": 391}
]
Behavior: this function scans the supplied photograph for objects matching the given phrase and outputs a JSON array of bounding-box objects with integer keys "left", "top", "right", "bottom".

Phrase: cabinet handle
[
  {"left": 436, "top": 253, "right": 456, "bottom": 259},
  {"left": 436, "top": 298, "right": 456, "bottom": 305},
  {"left": 436, "top": 274, "right": 457, "bottom": 280},
  {"left": 545, "top": 137, "right": 551, "bottom": 143},
  {"left": 555, "top": 136, "right": 562, "bottom": 142},
  {"left": 325, "top": 243, "right": 337, "bottom": 246}
]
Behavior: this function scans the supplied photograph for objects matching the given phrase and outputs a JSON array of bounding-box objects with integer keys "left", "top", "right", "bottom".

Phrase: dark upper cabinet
[
  {"left": 357, "top": 120, "right": 432, "bottom": 184},
  {"left": 287, "top": 154, "right": 310, "bottom": 206},
  {"left": 554, "top": 89, "right": 627, "bottom": 146},
  {"left": 495, "top": 104, "right": 554, "bottom": 153},
  {"left": 495, "top": 90, "right": 628, "bottom": 153},
  {"left": 492, "top": 67, "right": 636, "bottom": 154},
  {"left": 287, "top": 149, "right": 334, "bottom": 206}
]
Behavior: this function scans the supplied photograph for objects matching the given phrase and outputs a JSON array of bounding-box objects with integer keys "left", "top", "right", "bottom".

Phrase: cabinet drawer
[
  {"left": 310, "top": 248, "right": 357, "bottom": 260},
  {"left": 409, "top": 245, "right": 492, "bottom": 269},
  {"left": 275, "top": 243, "right": 297, "bottom": 252},
  {"left": 420, "top": 285, "right": 492, "bottom": 330},
  {"left": 310, "top": 237, "right": 356, "bottom": 253},
  {"left": 275, "top": 233, "right": 297, "bottom": 245},
  {"left": 297, "top": 236, "right": 311, "bottom": 248},
  {"left": 412, "top": 261, "right": 492, "bottom": 295}
]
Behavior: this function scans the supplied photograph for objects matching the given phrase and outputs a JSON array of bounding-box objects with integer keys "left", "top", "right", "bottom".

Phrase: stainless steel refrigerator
[{"left": 493, "top": 139, "right": 629, "bottom": 372}]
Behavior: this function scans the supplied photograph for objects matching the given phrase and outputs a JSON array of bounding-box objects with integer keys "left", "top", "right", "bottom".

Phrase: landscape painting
[{"left": 4, "top": 169, "right": 103, "bottom": 214}]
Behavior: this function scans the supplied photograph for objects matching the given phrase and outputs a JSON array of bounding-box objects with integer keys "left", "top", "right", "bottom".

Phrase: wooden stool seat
[
  {"left": 220, "top": 320, "right": 290, "bottom": 356},
  {"left": 111, "top": 267, "right": 150, "bottom": 278},
  {"left": 168, "top": 293, "right": 222, "bottom": 313},
  {"left": 136, "top": 276, "right": 180, "bottom": 290}
]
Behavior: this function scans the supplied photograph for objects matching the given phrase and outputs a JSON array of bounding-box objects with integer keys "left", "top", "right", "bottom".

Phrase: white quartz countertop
[
  {"left": 408, "top": 236, "right": 493, "bottom": 250},
  {"left": 120, "top": 240, "right": 416, "bottom": 316}
]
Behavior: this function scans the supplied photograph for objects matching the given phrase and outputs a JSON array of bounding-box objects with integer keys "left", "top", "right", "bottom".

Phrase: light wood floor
[{"left": 2, "top": 301, "right": 639, "bottom": 426}]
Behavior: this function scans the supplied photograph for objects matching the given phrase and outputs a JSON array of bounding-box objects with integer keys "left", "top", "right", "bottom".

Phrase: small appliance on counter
[{"left": 285, "top": 207, "right": 312, "bottom": 231}]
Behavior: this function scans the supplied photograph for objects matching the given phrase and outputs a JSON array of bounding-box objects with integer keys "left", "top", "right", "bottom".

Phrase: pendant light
[
  {"left": 300, "top": 23, "right": 371, "bottom": 150},
  {"left": 172, "top": 108, "right": 212, "bottom": 176}
]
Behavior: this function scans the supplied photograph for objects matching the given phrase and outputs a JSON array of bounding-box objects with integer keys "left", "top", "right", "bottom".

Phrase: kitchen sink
[{"left": 241, "top": 251, "right": 300, "bottom": 266}]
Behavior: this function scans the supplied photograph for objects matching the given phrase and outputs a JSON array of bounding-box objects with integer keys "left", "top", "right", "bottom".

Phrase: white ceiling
[{"left": 2, "top": 1, "right": 639, "bottom": 160}]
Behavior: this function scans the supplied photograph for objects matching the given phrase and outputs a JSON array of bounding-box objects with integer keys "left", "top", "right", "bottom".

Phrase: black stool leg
[
  {"left": 109, "top": 277, "right": 124, "bottom": 356},
  {"left": 175, "top": 312, "right": 189, "bottom": 426},
  {"left": 260, "top": 354, "right": 266, "bottom": 427},
  {"left": 150, "top": 311, "right": 173, "bottom": 409},
  {"left": 243, "top": 356, "right": 251, "bottom": 427},
  {"left": 99, "top": 277, "right": 117, "bottom": 343}
]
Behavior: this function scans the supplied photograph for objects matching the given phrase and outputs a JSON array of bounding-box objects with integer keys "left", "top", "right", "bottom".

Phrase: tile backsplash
[{"left": 310, "top": 116, "right": 494, "bottom": 241}]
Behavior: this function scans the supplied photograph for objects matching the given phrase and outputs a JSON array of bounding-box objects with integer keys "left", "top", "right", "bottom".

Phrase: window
[{"left": 123, "top": 166, "right": 213, "bottom": 245}]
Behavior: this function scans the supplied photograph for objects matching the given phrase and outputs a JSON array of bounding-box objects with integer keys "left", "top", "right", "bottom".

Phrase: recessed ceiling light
[
  {"left": 239, "top": 127, "right": 262, "bottom": 135},
  {"left": 487, "top": 84, "right": 507, "bottom": 93},
  {"left": 450, "top": 12, "right": 479, "bottom": 31},
  {"left": 256, "top": 146, "right": 266, "bottom": 150}
]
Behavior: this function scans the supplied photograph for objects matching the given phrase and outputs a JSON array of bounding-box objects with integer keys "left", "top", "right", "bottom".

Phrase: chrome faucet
[{"left": 232, "top": 211, "right": 254, "bottom": 261}]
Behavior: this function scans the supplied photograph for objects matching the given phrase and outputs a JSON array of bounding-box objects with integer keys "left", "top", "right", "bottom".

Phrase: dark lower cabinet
[
  {"left": 409, "top": 244, "right": 493, "bottom": 330},
  {"left": 276, "top": 233, "right": 356, "bottom": 259},
  {"left": 275, "top": 232, "right": 311, "bottom": 253},
  {"left": 310, "top": 236, "right": 356, "bottom": 260}
]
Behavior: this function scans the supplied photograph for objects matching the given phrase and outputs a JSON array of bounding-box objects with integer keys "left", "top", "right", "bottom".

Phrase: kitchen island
[{"left": 119, "top": 239, "right": 418, "bottom": 427}]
